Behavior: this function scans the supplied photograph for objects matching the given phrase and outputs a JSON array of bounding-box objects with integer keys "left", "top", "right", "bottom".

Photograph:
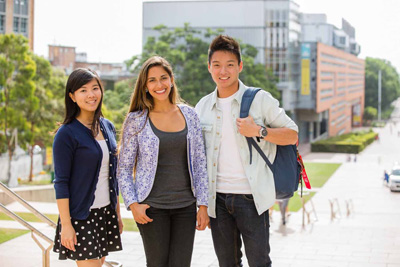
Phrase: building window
[
  {"left": 0, "top": 0, "right": 5, "bottom": 13},
  {"left": 20, "top": 0, "right": 28, "bottom": 15},
  {"left": 13, "top": 17, "right": 19, "bottom": 32},
  {"left": 14, "top": 0, "right": 28, "bottom": 15},
  {"left": 0, "top": 15, "right": 4, "bottom": 33},
  {"left": 20, "top": 17, "right": 27, "bottom": 33}
]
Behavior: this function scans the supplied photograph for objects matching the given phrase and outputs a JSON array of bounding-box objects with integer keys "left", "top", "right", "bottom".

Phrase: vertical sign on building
[{"left": 301, "top": 43, "right": 311, "bottom": 95}]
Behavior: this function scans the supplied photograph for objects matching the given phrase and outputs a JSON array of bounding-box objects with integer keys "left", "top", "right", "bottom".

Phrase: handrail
[
  {"left": 0, "top": 181, "right": 122, "bottom": 267},
  {"left": 0, "top": 181, "right": 56, "bottom": 228},
  {"left": 0, "top": 203, "right": 53, "bottom": 267}
]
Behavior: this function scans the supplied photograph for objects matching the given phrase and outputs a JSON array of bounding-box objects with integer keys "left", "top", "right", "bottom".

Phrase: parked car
[{"left": 388, "top": 166, "right": 400, "bottom": 192}]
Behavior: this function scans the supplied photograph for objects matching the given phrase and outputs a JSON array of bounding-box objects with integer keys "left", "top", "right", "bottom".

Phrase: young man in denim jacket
[{"left": 195, "top": 35, "right": 298, "bottom": 267}]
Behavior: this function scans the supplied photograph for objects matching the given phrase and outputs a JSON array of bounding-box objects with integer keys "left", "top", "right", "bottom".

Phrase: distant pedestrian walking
[
  {"left": 277, "top": 198, "right": 290, "bottom": 225},
  {"left": 354, "top": 154, "right": 357, "bottom": 162},
  {"left": 384, "top": 170, "right": 389, "bottom": 184}
]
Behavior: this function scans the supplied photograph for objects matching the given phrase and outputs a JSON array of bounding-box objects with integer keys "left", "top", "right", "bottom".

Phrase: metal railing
[
  {"left": 0, "top": 181, "right": 57, "bottom": 228},
  {"left": 0, "top": 181, "right": 122, "bottom": 267},
  {"left": 0, "top": 203, "right": 54, "bottom": 267}
]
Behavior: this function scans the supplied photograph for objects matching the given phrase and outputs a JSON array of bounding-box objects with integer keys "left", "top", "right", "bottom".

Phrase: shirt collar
[{"left": 209, "top": 80, "right": 248, "bottom": 110}]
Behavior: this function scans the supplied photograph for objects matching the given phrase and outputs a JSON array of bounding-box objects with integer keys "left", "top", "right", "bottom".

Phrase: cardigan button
[
  {"left": 110, "top": 189, "right": 113, "bottom": 192},
  {"left": 106, "top": 139, "right": 108, "bottom": 141},
  {"left": 109, "top": 164, "right": 112, "bottom": 167},
  {"left": 109, "top": 176, "right": 112, "bottom": 180}
]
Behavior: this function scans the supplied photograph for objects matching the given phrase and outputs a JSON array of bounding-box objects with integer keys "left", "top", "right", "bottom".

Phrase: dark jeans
[
  {"left": 210, "top": 193, "right": 272, "bottom": 267},
  {"left": 137, "top": 203, "right": 196, "bottom": 267}
]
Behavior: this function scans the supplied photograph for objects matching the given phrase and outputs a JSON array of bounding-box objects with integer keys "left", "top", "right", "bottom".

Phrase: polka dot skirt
[{"left": 53, "top": 205, "right": 122, "bottom": 261}]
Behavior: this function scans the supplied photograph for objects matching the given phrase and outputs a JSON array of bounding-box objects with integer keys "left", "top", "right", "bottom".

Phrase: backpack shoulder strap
[
  {"left": 240, "top": 87, "right": 262, "bottom": 118},
  {"left": 240, "top": 87, "right": 270, "bottom": 166}
]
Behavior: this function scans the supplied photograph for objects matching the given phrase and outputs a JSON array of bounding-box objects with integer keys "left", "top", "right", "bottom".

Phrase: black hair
[
  {"left": 208, "top": 35, "right": 242, "bottom": 64},
  {"left": 58, "top": 68, "right": 103, "bottom": 136}
]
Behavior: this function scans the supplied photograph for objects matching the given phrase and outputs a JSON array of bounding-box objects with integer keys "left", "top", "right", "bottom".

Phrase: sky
[{"left": 34, "top": 0, "right": 400, "bottom": 71}]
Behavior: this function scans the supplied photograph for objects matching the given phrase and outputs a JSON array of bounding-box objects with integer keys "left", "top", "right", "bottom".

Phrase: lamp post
[{"left": 378, "top": 70, "right": 381, "bottom": 121}]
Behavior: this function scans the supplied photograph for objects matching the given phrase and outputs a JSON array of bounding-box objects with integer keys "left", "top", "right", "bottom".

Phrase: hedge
[{"left": 311, "top": 130, "right": 378, "bottom": 154}]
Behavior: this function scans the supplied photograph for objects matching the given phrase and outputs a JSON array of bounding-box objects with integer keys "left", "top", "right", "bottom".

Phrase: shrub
[{"left": 311, "top": 130, "right": 378, "bottom": 153}]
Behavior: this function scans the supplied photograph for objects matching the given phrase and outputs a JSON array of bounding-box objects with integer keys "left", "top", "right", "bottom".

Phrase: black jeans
[
  {"left": 137, "top": 203, "right": 196, "bottom": 267},
  {"left": 210, "top": 193, "right": 272, "bottom": 267}
]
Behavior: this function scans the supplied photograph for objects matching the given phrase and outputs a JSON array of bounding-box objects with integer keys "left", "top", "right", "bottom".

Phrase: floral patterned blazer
[{"left": 117, "top": 104, "right": 208, "bottom": 210}]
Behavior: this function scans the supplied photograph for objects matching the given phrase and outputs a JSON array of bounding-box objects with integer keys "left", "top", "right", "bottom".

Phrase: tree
[
  {"left": 0, "top": 34, "right": 36, "bottom": 185},
  {"left": 25, "top": 55, "right": 65, "bottom": 181},
  {"left": 103, "top": 78, "right": 136, "bottom": 131},
  {"left": 363, "top": 106, "right": 377, "bottom": 122},
  {"left": 125, "top": 24, "right": 279, "bottom": 106},
  {"left": 365, "top": 57, "right": 400, "bottom": 116}
]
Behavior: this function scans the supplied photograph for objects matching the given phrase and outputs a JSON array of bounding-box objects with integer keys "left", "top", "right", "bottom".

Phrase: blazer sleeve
[
  {"left": 53, "top": 126, "right": 75, "bottom": 199},
  {"left": 190, "top": 108, "right": 209, "bottom": 206},
  {"left": 117, "top": 113, "right": 140, "bottom": 210}
]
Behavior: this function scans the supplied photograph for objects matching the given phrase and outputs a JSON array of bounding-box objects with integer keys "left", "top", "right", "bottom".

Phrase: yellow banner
[
  {"left": 46, "top": 147, "right": 53, "bottom": 165},
  {"left": 301, "top": 59, "right": 310, "bottom": 95}
]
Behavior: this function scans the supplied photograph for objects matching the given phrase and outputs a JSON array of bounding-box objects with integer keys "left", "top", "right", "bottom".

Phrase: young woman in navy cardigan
[{"left": 53, "top": 68, "right": 123, "bottom": 266}]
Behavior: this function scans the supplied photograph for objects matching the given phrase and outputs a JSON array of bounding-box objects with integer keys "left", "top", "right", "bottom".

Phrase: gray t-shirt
[{"left": 142, "top": 118, "right": 196, "bottom": 209}]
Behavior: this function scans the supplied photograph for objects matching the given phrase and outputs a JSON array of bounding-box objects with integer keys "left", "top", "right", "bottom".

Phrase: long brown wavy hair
[{"left": 128, "top": 55, "right": 182, "bottom": 113}]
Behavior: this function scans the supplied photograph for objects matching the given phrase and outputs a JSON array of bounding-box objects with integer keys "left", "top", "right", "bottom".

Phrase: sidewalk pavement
[{"left": 1, "top": 121, "right": 400, "bottom": 266}]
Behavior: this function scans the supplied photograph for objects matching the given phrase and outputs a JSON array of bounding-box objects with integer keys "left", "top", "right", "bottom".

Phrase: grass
[
  {"left": 272, "top": 162, "right": 341, "bottom": 212},
  {"left": 18, "top": 179, "right": 52, "bottom": 185},
  {"left": 0, "top": 228, "right": 30, "bottom": 244},
  {"left": 0, "top": 211, "right": 139, "bottom": 232},
  {"left": 0, "top": 211, "right": 58, "bottom": 223},
  {"left": 303, "top": 162, "right": 341, "bottom": 188}
]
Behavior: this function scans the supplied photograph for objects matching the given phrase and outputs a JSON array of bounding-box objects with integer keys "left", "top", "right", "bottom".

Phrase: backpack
[{"left": 240, "top": 87, "right": 304, "bottom": 199}]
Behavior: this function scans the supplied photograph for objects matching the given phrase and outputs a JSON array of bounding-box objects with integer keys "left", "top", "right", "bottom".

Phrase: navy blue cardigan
[{"left": 53, "top": 118, "right": 119, "bottom": 220}]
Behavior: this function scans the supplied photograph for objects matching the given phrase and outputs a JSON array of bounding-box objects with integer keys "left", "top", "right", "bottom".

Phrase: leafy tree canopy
[
  {"left": 365, "top": 57, "right": 400, "bottom": 113},
  {"left": 125, "top": 23, "right": 279, "bottom": 106}
]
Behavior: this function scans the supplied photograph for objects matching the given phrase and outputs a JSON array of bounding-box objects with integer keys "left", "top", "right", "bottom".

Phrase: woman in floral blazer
[{"left": 117, "top": 56, "right": 209, "bottom": 267}]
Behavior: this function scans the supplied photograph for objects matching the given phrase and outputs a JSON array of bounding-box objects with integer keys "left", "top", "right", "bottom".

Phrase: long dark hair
[{"left": 57, "top": 68, "right": 104, "bottom": 136}]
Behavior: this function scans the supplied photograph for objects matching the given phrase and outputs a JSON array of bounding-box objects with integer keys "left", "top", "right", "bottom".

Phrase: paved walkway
[{"left": 1, "top": 111, "right": 400, "bottom": 266}]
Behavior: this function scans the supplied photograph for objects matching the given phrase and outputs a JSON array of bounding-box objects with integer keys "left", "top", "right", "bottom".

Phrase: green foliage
[
  {"left": 363, "top": 106, "right": 377, "bottom": 122},
  {"left": 125, "top": 24, "right": 279, "bottom": 106},
  {"left": 311, "top": 130, "right": 378, "bottom": 153},
  {"left": 0, "top": 34, "right": 67, "bottom": 183},
  {"left": 365, "top": 57, "right": 400, "bottom": 114},
  {"left": 28, "top": 55, "right": 66, "bottom": 148},
  {"left": 0, "top": 34, "right": 36, "bottom": 159},
  {"left": 103, "top": 78, "right": 135, "bottom": 132}
]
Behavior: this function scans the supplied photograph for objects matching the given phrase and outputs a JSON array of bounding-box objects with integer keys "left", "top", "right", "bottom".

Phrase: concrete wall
[
  {"left": 0, "top": 185, "right": 55, "bottom": 205},
  {"left": 0, "top": 154, "right": 44, "bottom": 187}
]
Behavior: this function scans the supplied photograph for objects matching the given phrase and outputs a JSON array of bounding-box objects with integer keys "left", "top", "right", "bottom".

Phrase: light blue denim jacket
[
  {"left": 195, "top": 80, "right": 298, "bottom": 218},
  {"left": 117, "top": 104, "right": 208, "bottom": 210}
]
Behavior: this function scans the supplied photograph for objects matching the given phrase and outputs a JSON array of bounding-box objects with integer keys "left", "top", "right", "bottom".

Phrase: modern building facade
[
  {"left": 143, "top": 0, "right": 301, "bottom": 112},
  {"left": 0, "top": 0, "right": 34, "bottom": 50},
  {"left": 142, "top": 0, "right": 365, "bottom": 143},
  {"left": 297, "top": 42, "right": 364, "bottom": 143},
  {"left": 297, "top": 14, "right": 364, "bottom": 142}
]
